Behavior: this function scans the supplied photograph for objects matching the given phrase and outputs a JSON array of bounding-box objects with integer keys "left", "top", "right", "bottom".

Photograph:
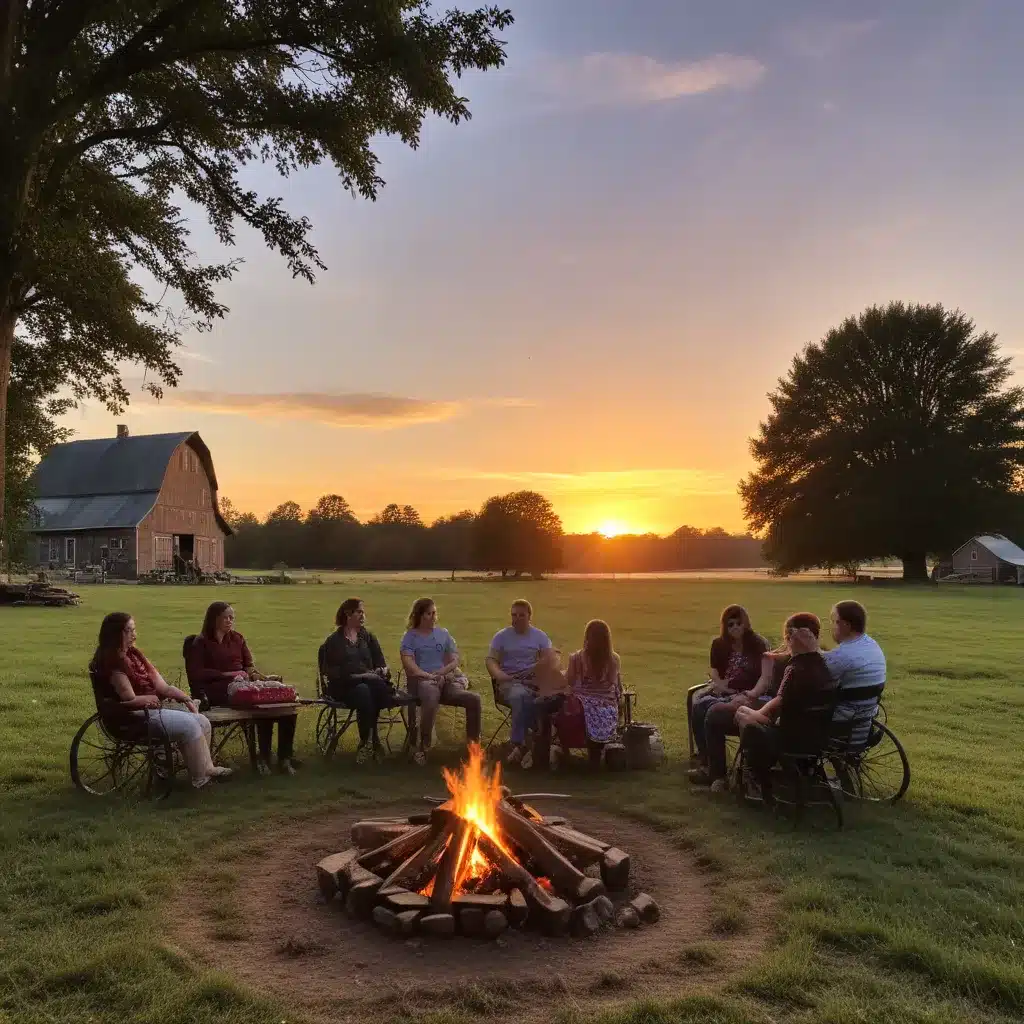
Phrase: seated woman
[
  {"left": 551, "top": 619, "right": 622, "bottom": 769},
  {"left": 186, "top": 601, "right": 298, "bottom": 776},
  {"left": 734, "top": 622, "right": 837, "bottom": 805},
  {"left": 321, "top": 598, "right": 393, "bottom": 764},
  {"left": 400, "top": 598, "right": 482, "bottom": 766},
  {"left": 689, "top": 605, "right": 768, "bottom": 783},
  {"left": 90, "top": 612, "right": 231, "bottom": 790},
  {"left": 698, "top": 612, "right": 820, "bottom": 792}
]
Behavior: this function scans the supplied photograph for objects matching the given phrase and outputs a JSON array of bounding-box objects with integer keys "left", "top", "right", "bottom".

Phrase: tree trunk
[
  {"left": 0, "top": 306, "right": 13, "bottom": 572},
  {"left": 900, "top": 553, "right": 928, "bottom": 581}
]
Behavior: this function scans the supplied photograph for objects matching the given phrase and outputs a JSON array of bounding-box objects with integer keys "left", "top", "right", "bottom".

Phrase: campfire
[{"left": 316, "top": 744, "right": 660, "bottom": 938}]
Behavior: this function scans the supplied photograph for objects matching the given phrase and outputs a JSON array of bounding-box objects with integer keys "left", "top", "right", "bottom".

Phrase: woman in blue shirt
[{"left": 400, "top": 598, "right": 482, "bottom": 766}]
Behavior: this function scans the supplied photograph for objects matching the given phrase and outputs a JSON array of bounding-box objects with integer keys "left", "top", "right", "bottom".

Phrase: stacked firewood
[
  {"left": 317, "top": 795, "right": 660, "bottom": 939},
  {"left": 0, "top": 582, "right": 81, "bottom": 607}
]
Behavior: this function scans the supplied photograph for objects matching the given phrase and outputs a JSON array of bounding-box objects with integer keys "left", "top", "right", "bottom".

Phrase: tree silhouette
[
  {"left": 307, "top": 494, "right": 357, "bottom": 524},
  {"left": 0, "top": 0, "right": 513, "bottom": 555},
  {"left": 474, "top": 490, "right": 563, "bottom": 576},
  {"left": 266, "top": 501, "right": 302, "bottom": 525},
  {"left": 741, "top": 302, "right": 1024, "bottom": 580},
  {"left": 371, "top": 503, "right": 423, "bottom": 527}
]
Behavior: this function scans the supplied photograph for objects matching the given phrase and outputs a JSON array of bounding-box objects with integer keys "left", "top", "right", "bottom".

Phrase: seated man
[
  {"left": 697, "top": 612, "right": 821, "bottom": 792},
  {"left": 734, "top": 625, "right": 837, "bottom": 805},
  {"left": 821, "top": 600, "right": 886, "bottom": 748},
  {"left": 485, "top": 599, "right": 558, "bottom": 768}
]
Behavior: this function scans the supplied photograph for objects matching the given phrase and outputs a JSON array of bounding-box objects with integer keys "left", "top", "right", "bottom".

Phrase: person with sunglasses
[{"left": 689, "top": 604, "right": 768, "bottom": 785}]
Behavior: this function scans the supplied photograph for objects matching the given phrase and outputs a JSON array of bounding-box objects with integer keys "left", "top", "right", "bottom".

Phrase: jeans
[
  {"left": 330, "top": 677, "right": 393, "bottom": 745},
  {"left": 739, "top": 721, "right": 782, "bottom": 799},
  {"left": 256, "top": 715, "right": 296, "bottom": 761},
  {"left": 411, "top": 675, "right": 482, "bottom": 746},
  {"left": 140, "top": 707, "right": 211, "bottom": 744},
  {"left": 691, "top": 692, "right": 734, "bottom": 762}
]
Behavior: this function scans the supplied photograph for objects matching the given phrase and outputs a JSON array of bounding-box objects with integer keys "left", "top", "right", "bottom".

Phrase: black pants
[
  {"left": 739, "top": 720, "right": 782, "bottom": 797},
  {"left": 256, "top": 715, "right": 296, "bottom": 761},
  {"left": 331, "top": 678, "right": 393, "bottom": 745}
]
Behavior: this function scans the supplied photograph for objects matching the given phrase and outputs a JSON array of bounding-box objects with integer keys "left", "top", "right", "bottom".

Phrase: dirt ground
[{"left": 168, "top": 804, "right": 772, "bottom": 1023}]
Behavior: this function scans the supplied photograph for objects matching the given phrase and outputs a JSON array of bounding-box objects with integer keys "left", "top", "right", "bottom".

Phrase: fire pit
[{"left": 316, "top": 744, "right": 660, "bottom": 939}]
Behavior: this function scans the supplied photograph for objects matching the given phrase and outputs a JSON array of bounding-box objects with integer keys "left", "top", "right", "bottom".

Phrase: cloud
[
  {"left": 176, "top": 346, "right": 217, "bottom": 364},
  {"left": 439, "top": 467, "right": 734, "bottom": 497},
  {"left": 141, "top": 390, "right": 533, "bottom": 428},
  {"left": 536, "top": 52, "right": 766, "bottom": 108},
  {"left": 151, "top": 390, "right": 464, "bottom": 429},
  {"left": 782, "top": 19, "right": 878, "bottom": 62}
]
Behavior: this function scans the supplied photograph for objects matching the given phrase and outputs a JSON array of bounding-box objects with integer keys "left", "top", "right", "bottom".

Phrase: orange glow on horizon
[{"left": 596, "top": 519, "right": 633, "bottom": 538}]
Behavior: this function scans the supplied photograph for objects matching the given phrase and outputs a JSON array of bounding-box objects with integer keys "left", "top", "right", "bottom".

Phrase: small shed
[{"left": 948, "top": 534, "right": 1024, "bottom": 584}]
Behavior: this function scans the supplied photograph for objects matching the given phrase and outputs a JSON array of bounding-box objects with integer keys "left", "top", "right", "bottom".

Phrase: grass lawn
[{"left": 1, "top": 578, "right": 1023, "bottom": 1024}]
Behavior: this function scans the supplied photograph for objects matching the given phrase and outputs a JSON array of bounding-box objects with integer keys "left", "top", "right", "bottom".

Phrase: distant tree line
[{"left": 220, "top": 491, "right": 764, "bottom": 573}]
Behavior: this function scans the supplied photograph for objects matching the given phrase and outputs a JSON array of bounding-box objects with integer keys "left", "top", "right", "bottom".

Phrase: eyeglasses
[{"left": 726, "top": 619, "right": 743, "bottom": 628}]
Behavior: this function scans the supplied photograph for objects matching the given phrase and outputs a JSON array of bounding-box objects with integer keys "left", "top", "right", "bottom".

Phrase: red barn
[{"left": 29, "top": 426, "right": 232, "bottom": 578}]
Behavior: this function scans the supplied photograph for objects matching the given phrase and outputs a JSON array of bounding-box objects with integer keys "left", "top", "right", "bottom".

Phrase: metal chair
[{"left": 484, "top": 673, "right": 513, "bottom": 751}]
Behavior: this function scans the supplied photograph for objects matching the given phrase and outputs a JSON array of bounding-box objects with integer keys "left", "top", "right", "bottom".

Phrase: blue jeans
[{"left": 499, "top": 681, "right": 538, "bottom": 745}]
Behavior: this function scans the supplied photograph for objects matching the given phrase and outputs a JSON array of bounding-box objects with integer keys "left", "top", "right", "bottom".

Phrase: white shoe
[
  {"left": 209, "top": 765, "right": 233, "bottom": 778},
  {"left": 192, "top": 776, "right": 211, "bottom": 790},
  {"left": 550, "top": 744, "right": 564, "bottom": 770},
  {"left": 710, "top": 778, "right": 728, "bottom": 794},
  {"left": 521, "top": 749, "right": 534, "bottom": 771},
  {"left": 413, "top": 749, "right": 427, "bottom": 767}
]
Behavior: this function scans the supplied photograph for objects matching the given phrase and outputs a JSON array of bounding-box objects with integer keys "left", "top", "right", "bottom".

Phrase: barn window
[
  {"left": 971, "top": 549, "right": 978, "bottom": 561},
  {"left": 49, "top": 538, "right": 59, "bottom": 561}
]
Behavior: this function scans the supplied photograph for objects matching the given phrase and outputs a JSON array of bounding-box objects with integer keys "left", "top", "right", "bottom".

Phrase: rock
[
  {"left": 316, "top": 849, "right": 359, "bottom": 901},
  {"left": 396, "top": 910, "right": 420, "bottom": 936},
  {"left": 345, "top": 875, "right": 383, "bottom": 918},
  {"left": 630, "top": 893, "right": 660, "bottom": 924},
  {"left": 600, "top": 848, "right": 630, "bottom": 891},
  {"left": 459, "top": 907, "right": 486, "bottom": 936},
  {"left": 385, "top": 890, "right": 430, "bottom": 912},
  {"left": 420, "top": 913, "right": 456, "bottom": 938},
  {"left": 592, "top": 895, "right": 615, "bottom": 924},
  {"left": 484, "top": 910, "right": 508, "bottom": 938},
  {"left": 615, "top": 906, "right": 640, "bottom": 930},
  {"left": 372, "top": 906, "right": 399, "bottom": 934},
  {"left": 507, "top": 888, "right": 529, "bottom": 928},
  {"left": 571, "top": 902, "right": 601, "bottom": 937},
  {"left": 576, "top": 877, "right": 606, "bottom": 903}
]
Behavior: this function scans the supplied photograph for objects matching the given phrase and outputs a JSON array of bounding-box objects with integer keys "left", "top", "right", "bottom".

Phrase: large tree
[
  {"left": 0, "top": 1, "right": 513, "bottom": 551},
  {"left": 474, "top": 490, "right": 562, "bottom": 576},
  {"left": 740, "top": 302, "right": 1024, "bottom": 580}
]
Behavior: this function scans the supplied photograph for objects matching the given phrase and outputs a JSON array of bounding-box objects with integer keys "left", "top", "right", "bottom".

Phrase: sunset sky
[{"left": 62, "top": 0, "right": 1024, "bottom": 536}]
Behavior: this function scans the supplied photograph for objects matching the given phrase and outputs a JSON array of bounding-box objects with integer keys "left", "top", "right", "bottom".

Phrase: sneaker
[
  {"left": 355, "top": 744, "right": 371, "bottom": 765},
  {"left": 256, "top": 758, "right": 272, "bottom": 777},
  {"left": 710, "top": 778, "right": 729, "bottom": 794},
  {"left": 549, "top": 744, "right": 564, "bottom": 770},
  {"left": 209, "top": 766, "right": 233, "bottom": 779},
  {"left": 688, "top": 769, "right": 712, "bottom": 786},
  {"left": 192, "top": 775, "right": 211, "bottom": 790},
  {"left": 413, "top": 749, "right": 427, "bottom": 767},
  {"left": 278, "top": 759, "right": 297, "bottom": 777},
  {"left": 506, "top": 745, "right": 525, "bottom": 767},
  {"left": 521, "top": 749, "right": 534, "bottom": 771}
]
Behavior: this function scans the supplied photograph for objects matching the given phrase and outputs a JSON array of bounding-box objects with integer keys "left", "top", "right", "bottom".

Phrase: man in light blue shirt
[
  {"left": 486, "top": 599, "right": 555, "bottom": 766},
  {"left": 821, "top": 600, "right": 886, "bottom": 748}
]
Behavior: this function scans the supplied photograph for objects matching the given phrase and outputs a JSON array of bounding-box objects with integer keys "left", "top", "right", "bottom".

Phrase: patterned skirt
[{"left": 580, "top": 695, "right": 619, "bottom": 743}]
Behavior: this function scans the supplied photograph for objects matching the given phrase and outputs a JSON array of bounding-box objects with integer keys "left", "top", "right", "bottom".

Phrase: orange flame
[{"left": 440, "top": 742, "right": 513, "bottom": 890}]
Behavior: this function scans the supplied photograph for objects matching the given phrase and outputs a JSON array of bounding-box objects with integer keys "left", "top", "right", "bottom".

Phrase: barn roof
[
  {"left": 954, "top": 534, "right": 1024, "bottom": 567},
  {"left": 29, "top": 431, "right": 231, "bottom": 535}
]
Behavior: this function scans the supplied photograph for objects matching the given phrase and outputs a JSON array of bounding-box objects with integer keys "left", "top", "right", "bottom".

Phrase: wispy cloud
[
  {"left": 781, "top": 18, "right": 878, "bottom": 62},
  {"left": 176, "top": 346, "right": 217, "bottom": 365},
  {"left": 535, "top": 52, "right": 766, "bottom": 109},
  {"left": 141, "top": 390, "right": 532, "bottom": 429},
  {"left": 439, "top": 467, "right": 734, "bottom": 497}
]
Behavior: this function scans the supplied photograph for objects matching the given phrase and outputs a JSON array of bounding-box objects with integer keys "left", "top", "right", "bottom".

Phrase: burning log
[
  {"left": 452, "top": 892, "right": 509, "bottom": 915},
  {"left": 379, "top": 819, "right": 454, "bottom": 892},
  {"left": 495, "top": 801, "right": 605, "bottom": 903},
  {"left": 430, "top": 817, "right": 473, "bottom": 911},
  {"left": 358, "top": 824, "right": 432, "bottom": 874},
  {"left": 537, "top": 824, "right": 607, "bottom": 867},
  {"left": 476, "top": 834, "right": 571, "bottom": 936}
]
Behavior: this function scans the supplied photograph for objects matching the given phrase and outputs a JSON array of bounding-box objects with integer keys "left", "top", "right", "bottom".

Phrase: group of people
[
  {"left": 87, "top": 595, "right": 624, "bottom": 784},
  {"left": 86, "top": 593, "right": 885, "bottom": 801},
  {"left": 688, "top": 599, "right": 886, "bottom": 803}
]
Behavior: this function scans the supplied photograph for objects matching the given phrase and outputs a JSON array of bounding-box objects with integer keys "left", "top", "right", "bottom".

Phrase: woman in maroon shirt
[
  {"left": 90, "top": 612, "right": 230, "bottom": 789},
  {"left": 186, "top": 602, "right": 298, "bottom": 776}
]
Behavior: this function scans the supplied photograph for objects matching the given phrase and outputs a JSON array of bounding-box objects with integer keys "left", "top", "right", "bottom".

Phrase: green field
[{"left": 1, "top": 578, "right": 1023, "bottom": 1024}]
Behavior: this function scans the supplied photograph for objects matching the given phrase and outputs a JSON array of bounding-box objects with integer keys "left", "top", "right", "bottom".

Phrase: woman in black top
[
  {"left": 321, "top": 598, "right": 393, "bottom": 764},
  {"left": 689, "top": 605, "right": 768, "bottom": 781}
]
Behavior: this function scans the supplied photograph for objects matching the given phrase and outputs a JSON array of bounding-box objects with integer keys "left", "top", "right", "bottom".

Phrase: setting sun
[{"left": 597, "top": 519, "right": 632, "bottom": 538}]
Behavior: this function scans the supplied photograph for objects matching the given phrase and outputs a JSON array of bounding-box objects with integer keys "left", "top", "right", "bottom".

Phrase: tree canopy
[
  {"left": 0, "top": 0, "right": 513, "bottom": 551},
  {"left": 473, "top": 490, "right": 563, "bottom": 577},
  {"left": 740, "top": 302, "right": 1024, "bottom": 579}
]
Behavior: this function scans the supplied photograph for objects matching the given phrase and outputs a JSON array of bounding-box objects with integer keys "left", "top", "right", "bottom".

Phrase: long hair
[
  {"left": 582, "top": 619, "right": 615, "bottom": 682},
  {"left": 407, "top": 597, "right": 435, "bottom": 631},
  {"left": 201, "top": 601, "right": 231, "bottom": 639},
  {"left": 336, "top": 597, "right": 363, "bottom": 628},
  {"left": 90, "top": 611, "right": 132, "bottom": 674},
  {"left": 719, "top": 604, "right": 762, "bottom": 656}
]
